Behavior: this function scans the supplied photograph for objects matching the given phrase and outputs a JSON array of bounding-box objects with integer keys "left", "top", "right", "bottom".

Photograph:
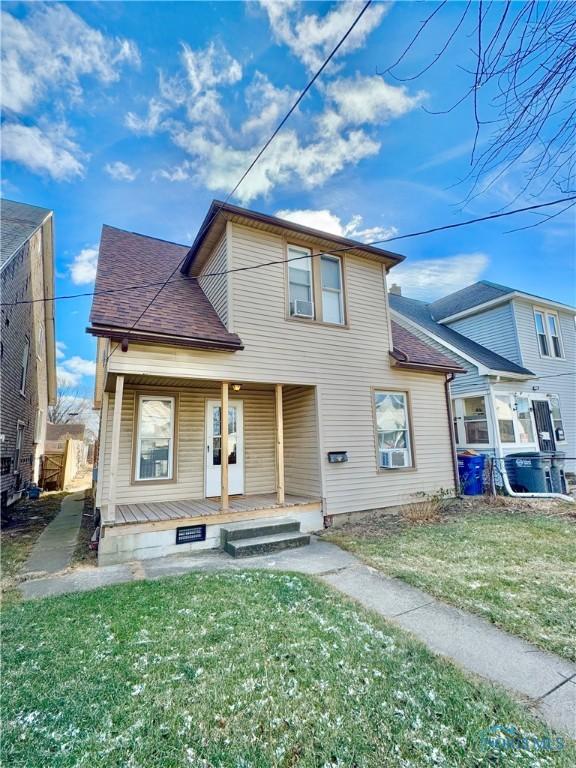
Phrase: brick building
[{"left": 1, "top": 199, "right": 57, "bottom": 510}]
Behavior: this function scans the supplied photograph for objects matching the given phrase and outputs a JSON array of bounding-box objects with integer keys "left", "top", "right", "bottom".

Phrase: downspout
[
  {"left": 444, "top": 374, "right": 460, "bottom": 493},
  {"left": 488, "top": 387, "right": 574, "bottom": 503}
]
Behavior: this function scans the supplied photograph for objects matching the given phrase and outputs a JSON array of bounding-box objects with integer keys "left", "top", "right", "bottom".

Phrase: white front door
[{"left": 205, "top": 400, "right": 244, "bottom": 497}]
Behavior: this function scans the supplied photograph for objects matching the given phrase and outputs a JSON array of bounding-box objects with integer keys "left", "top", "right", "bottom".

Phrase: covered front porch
[{"left": 96, "top": 373, "right": 323, "bottom": 563}]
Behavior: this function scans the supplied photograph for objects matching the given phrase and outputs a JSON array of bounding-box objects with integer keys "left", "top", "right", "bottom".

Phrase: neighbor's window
[
  {"left": 495, "top": 396, "right": 516, "bottom": 443},
  {"left": 463, "top": 396, "right": 489, "bottom": 444},
  {"left": 14, "top": 423, "right": 24, "bottom": 470},
  {"left": 549, "top": 395, "right": 565, "bottom": 440},
  {"left": 20, "top": 338, "right": 30, "bottom": 394},
  {"left": 374, "top": 391, "right": 413, "bottom": 468},
  {"left": 320, "top": 255, "right": 344, "bottom": 325},
  {"left": 288, "top": 245, "right": 314, "bottom": 318},
  {"left": 516, "top": 397, "right": 535, "bottom": 444},
  {"left": 136, "top": 396, "right": 175, "bottom": 481},
  {"left": 534, "top": 309, "right": 563, "bottom": 358}
]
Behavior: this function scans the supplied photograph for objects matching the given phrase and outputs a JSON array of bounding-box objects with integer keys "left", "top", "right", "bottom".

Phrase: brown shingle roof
[
  {"left": 88, "top": 225, "right": 242, "bottom": 350},
  {"left": 390, "top": 321, "right": 465, "bottom": 373},
  {"left": 46, "top": 423, "right": 85, "bottom": 441}
]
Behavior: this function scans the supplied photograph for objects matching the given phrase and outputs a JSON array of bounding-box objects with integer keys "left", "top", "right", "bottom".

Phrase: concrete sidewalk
[
  {"left": 19, "top": 538, "right": 576, "bottom": 737},
  {"left": 22, "top": 490, "right": 86, "bottom": 576}
]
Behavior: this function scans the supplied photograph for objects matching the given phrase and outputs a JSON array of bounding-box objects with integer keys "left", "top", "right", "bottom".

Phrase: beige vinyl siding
[
  {"left": 283, "top": 386, "right": 322, "bottom": 497},
  {"left": 107, "top": 223, "right": 456, "bottom": 514},
  {"left": 198, "top": 233, "right": 228, "bottom": 327},
  {"left": 99, "top": 383, "right": 278, "bottom": 506}
]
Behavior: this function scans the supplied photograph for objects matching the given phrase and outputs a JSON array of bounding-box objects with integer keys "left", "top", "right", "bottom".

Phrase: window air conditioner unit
[
  {"left": 381, "top": 450, "right": 408, "bottom": 468},
  {"left": 291, "top": 299, "right": 314, "bottom": 318}
]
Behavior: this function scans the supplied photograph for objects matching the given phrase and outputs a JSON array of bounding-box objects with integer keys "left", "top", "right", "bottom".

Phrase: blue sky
[{"left": 2, "top": 1, "right": 574, "bottom": 399}]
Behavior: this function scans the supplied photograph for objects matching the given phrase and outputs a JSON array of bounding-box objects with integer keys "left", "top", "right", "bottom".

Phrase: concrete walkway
[
  {"left": 22, "top": 490, "right": 86, "bottom": 576},
  {"left": 19, "top": 538, "right": 575, "bottom": 737}
]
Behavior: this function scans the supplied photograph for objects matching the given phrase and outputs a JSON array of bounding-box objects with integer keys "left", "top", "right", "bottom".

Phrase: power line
[
  {"left": 1, "top": 194, "right": 574, "bottom": 308},
  {"left": 103, "top": 0, "right": 374, "bottom": 363}
]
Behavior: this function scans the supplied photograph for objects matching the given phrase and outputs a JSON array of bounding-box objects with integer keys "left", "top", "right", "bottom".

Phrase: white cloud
[
  {"left": 125, "top": 98, "right": 166, "bottom": 135},
  {"left": 69, "top": 245, "right": 98, "bottom": 285},
  {"left": 1, "top": 123, "right": 85, "bottom": 181},
  {"left": 276, "top": 208, "right": 397, "bottom": 242},
  {"left": 242, "top": 73, "right": 298, "bottom": 137},
  {"left": 55, "top": 341, "right": 67, "bottom": 360},
  {"left": 180, "top": 40, "right": 242, "bottom": 96},
  {"left": 258, "top": 0, "right": 389, "bottom": 73},
  {"left": 57, "top": 368, "right": 82, "bottom": 388},
  {"left": 390, "top": 253, "right": 489, "bottom": 301},
  {"left": 1, "top": 4, "right": 140, "bottom": 114},
  {"left": 104, "top": 160, "right": 139, "bottom": 182},
  {"left": 62, "top": 356, "right": 96, "bottom": 376}
]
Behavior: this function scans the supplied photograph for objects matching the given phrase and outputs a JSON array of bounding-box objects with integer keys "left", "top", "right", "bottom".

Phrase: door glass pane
[
  {"left": 212, "top": 437, "right": 221, "bottom": 466},
  {"left": 516, "top": 397, "right": 535, "bottom": 443},
  {"left": 213, "top": 406, "right": 221, "bottom": 437}
]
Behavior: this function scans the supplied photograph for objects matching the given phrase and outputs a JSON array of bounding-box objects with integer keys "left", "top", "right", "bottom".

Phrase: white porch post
[
  {"left": 275, "top": 384, "right": 285, "bottom": 505},
  {"left": 105, "top": 375, "right": 124, "bottom": 524},
  {"left": 221, "top": 381, "right": 229, "bottom": 510}
]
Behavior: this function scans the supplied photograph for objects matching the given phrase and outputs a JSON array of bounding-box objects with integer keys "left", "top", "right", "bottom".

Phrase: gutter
[{"left": 86, "top": 325, "right": 244, "bottom": 352}]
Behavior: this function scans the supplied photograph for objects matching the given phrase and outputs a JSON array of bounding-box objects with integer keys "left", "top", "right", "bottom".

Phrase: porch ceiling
[{"left": 104, "top": 373, "right": 310, "bottom": 392}]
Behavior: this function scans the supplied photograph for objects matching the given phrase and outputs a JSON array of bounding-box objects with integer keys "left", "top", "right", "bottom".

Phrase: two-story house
[
  {"left": 1, "top": 199, "right": 57, "bottom": 510},
  {"left": 390, "top": 281, "right": 575, "bottom": 480},
  {"left": 88, "top": 201, "right": 463, "bottom": 565}
]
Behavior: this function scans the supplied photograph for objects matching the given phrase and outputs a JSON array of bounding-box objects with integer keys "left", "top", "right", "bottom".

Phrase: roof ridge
[{"left": 102, "top": 223, "right": 189, "bottom": 249}]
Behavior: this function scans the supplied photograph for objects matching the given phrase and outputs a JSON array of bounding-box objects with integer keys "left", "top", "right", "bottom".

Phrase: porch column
[
  {"left": 105, "top": 374, "right": 124, "bottom": 524},
  {"left": 221, "top": 381, "right": 229, "bottom": 510},
  {"left": 275, "top": 384, "right": 285, "bottom": 505}
]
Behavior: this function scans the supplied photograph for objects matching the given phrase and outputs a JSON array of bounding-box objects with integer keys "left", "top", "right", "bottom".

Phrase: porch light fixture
[{"left": 232, "top": 384, "right": 242, "bottom": 391}]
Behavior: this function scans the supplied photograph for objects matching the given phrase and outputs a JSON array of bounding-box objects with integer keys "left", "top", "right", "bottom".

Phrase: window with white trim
[
  {"left": 516, "top": 397, "right": 535, "bottom": 444},
  {"left": 495, "top": 396, "right": 516, "bottom": 443},
  {"left": 374, "top": 391, "right": 413, "bottom": 468},
  {"left": 288, "top": 245, "right": 314, "bottom": 318},
  {"left": 20, "top": 338, "right": 30, "bottom": 394},
  {"left": 462, "top": 396, "right": 489, "bottom": 444},
  {"left": 320, "top": 255, "right": 344, "bottom": 325},
  {"left": 549, "top": 395, "right": 565, "bottom": 441},
  {"left": 135, "top": 396, "right": 175, "bottom": 481},
  {"left": 14, "top": 423, "right": 24, "bottom": 470},
  {"left": 534, "top": 309, "right": 563, "bottom": 358}
]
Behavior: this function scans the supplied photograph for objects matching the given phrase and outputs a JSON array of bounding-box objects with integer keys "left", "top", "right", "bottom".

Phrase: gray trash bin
[
  {"left": 505, "top": 453, "right": 553, "bottom": 493},
  {"left": 550, "top": 452, "right": 567, "bottom": 494}
]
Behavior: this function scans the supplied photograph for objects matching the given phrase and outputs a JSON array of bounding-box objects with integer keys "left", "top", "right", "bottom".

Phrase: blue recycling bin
[{"left": 458, "top": 454, "right": 485, "bottom": 495}]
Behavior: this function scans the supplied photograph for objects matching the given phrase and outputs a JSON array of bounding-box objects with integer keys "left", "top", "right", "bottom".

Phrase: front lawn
[
  {"left": 325, "top": 509, "right": 576, "bottom": 661},
  {"left": 3, "top": 571, "right": 572, "bottom": 767}
]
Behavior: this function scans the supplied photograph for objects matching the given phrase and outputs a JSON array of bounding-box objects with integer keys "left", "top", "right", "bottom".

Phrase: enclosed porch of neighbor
[{"left": 96, "top": 374, "right": 323, "bottom": 564}]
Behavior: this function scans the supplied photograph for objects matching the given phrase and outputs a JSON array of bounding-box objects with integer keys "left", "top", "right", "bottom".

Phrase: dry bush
[{"left": 401, "top": 500, "right": 442, "bottom": 524}]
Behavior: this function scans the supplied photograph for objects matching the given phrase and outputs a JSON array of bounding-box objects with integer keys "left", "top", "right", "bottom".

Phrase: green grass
[
  {"left": 2, "top": 571, "right": 573, "bottom": 767},
  {"left": 325, "top": 511, "right": 576, "bottom": 661}
]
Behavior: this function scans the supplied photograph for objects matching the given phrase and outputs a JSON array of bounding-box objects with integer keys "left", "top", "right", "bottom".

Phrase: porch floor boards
[{"left": 114, "top": 493, "right": 317, "bottom": 526}]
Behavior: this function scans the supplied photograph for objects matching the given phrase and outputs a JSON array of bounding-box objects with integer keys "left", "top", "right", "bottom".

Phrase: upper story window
[
  {"left": 20, "top": 338, "right": 30, "bottom": 394},
  {"left": 287, "top": 244, "right": 346, "bottom": 325},
  {"left": 534, "top": 309, "right": 563, "bottom": 358},
  {"left": 374, "top": 390, "right": 413, "bottom": 468},
  {"left": 135, "top": 396, "right": 175, "bottom": 481},
  {"left": 288, "top": 246, "right": 314, "bottom": 319}
]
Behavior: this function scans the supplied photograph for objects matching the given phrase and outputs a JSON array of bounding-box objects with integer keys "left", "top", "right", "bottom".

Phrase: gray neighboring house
[
  {"left": 1, "top": 199, "right": 57, "bottom": 509},
  {"left": 389, "top": 280, "right": 576, "bottom": 474}
]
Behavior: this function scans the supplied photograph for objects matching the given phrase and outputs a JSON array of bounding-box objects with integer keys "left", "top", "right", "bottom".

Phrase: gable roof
[
  {"left": 1, "top": 198, "right": 51, "bottom": 269},
  {"left": 389, "top": 293, "right": 534, "bottom": 376},
  {"left": 181, "top": 200, "right": 405, "bottom": 275},
  {"left": 88, "top": 225, "right": 243, "bottom": 351},
  {"left": 430, "top": 280, "right": 575, "bottom": 321},
  {"left": 390, "top": 321, "right": 465, "bottom": 373}
]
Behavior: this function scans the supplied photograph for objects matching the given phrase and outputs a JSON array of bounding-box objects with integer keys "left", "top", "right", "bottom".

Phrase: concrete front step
[
  {"left": 220, "top": 517, "right": 300, "bottom": 544},
  {"left": 224, "top": 531, "right": 311, "bottom": 558}
]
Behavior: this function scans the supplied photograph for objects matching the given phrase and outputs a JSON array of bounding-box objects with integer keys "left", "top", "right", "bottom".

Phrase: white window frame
[
  {"left": 548, "top": 394, "right": 566, "bottom": 442},
  {"left": 320, "top": 254, "right": 344, "bottom": 325},
  {"left": 287, "top": 245, "right": 314, "bottom": 318},
  {"left": 495, "top": 395, "right": 517, "bottom": 445},
  {"left": 14, "top": 422, "right": 25, "bottom": 472},
  {"left": 514, "top": 395, "right": 537, "bottom": 446},
  {"left": 135, "top": 395, "right": 175, "bottom": 482},
  {"left": 20, "top": 338, "right": 30, "bottom": 394},
  {"left": 457, "top": 395, "right": 490, "bottom": 446},
  {"left": 534, "top": 307, "right": 564, "bottom": 359},
  {"left": 373, "top": 390, "right": 413, "bottom": 469}
]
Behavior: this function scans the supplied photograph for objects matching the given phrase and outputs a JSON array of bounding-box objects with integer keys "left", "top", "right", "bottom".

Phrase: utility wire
[
  {"left": 102, "top": 0, "right": 373, "bottom": 362},
  {"left": 1, "top": 195, "right": 574, "bottom": 308}
]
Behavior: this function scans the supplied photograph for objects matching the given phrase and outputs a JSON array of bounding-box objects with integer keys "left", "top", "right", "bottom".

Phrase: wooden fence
[{"left": 40, "top": 439, "right": 89, "bottom": 491}]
